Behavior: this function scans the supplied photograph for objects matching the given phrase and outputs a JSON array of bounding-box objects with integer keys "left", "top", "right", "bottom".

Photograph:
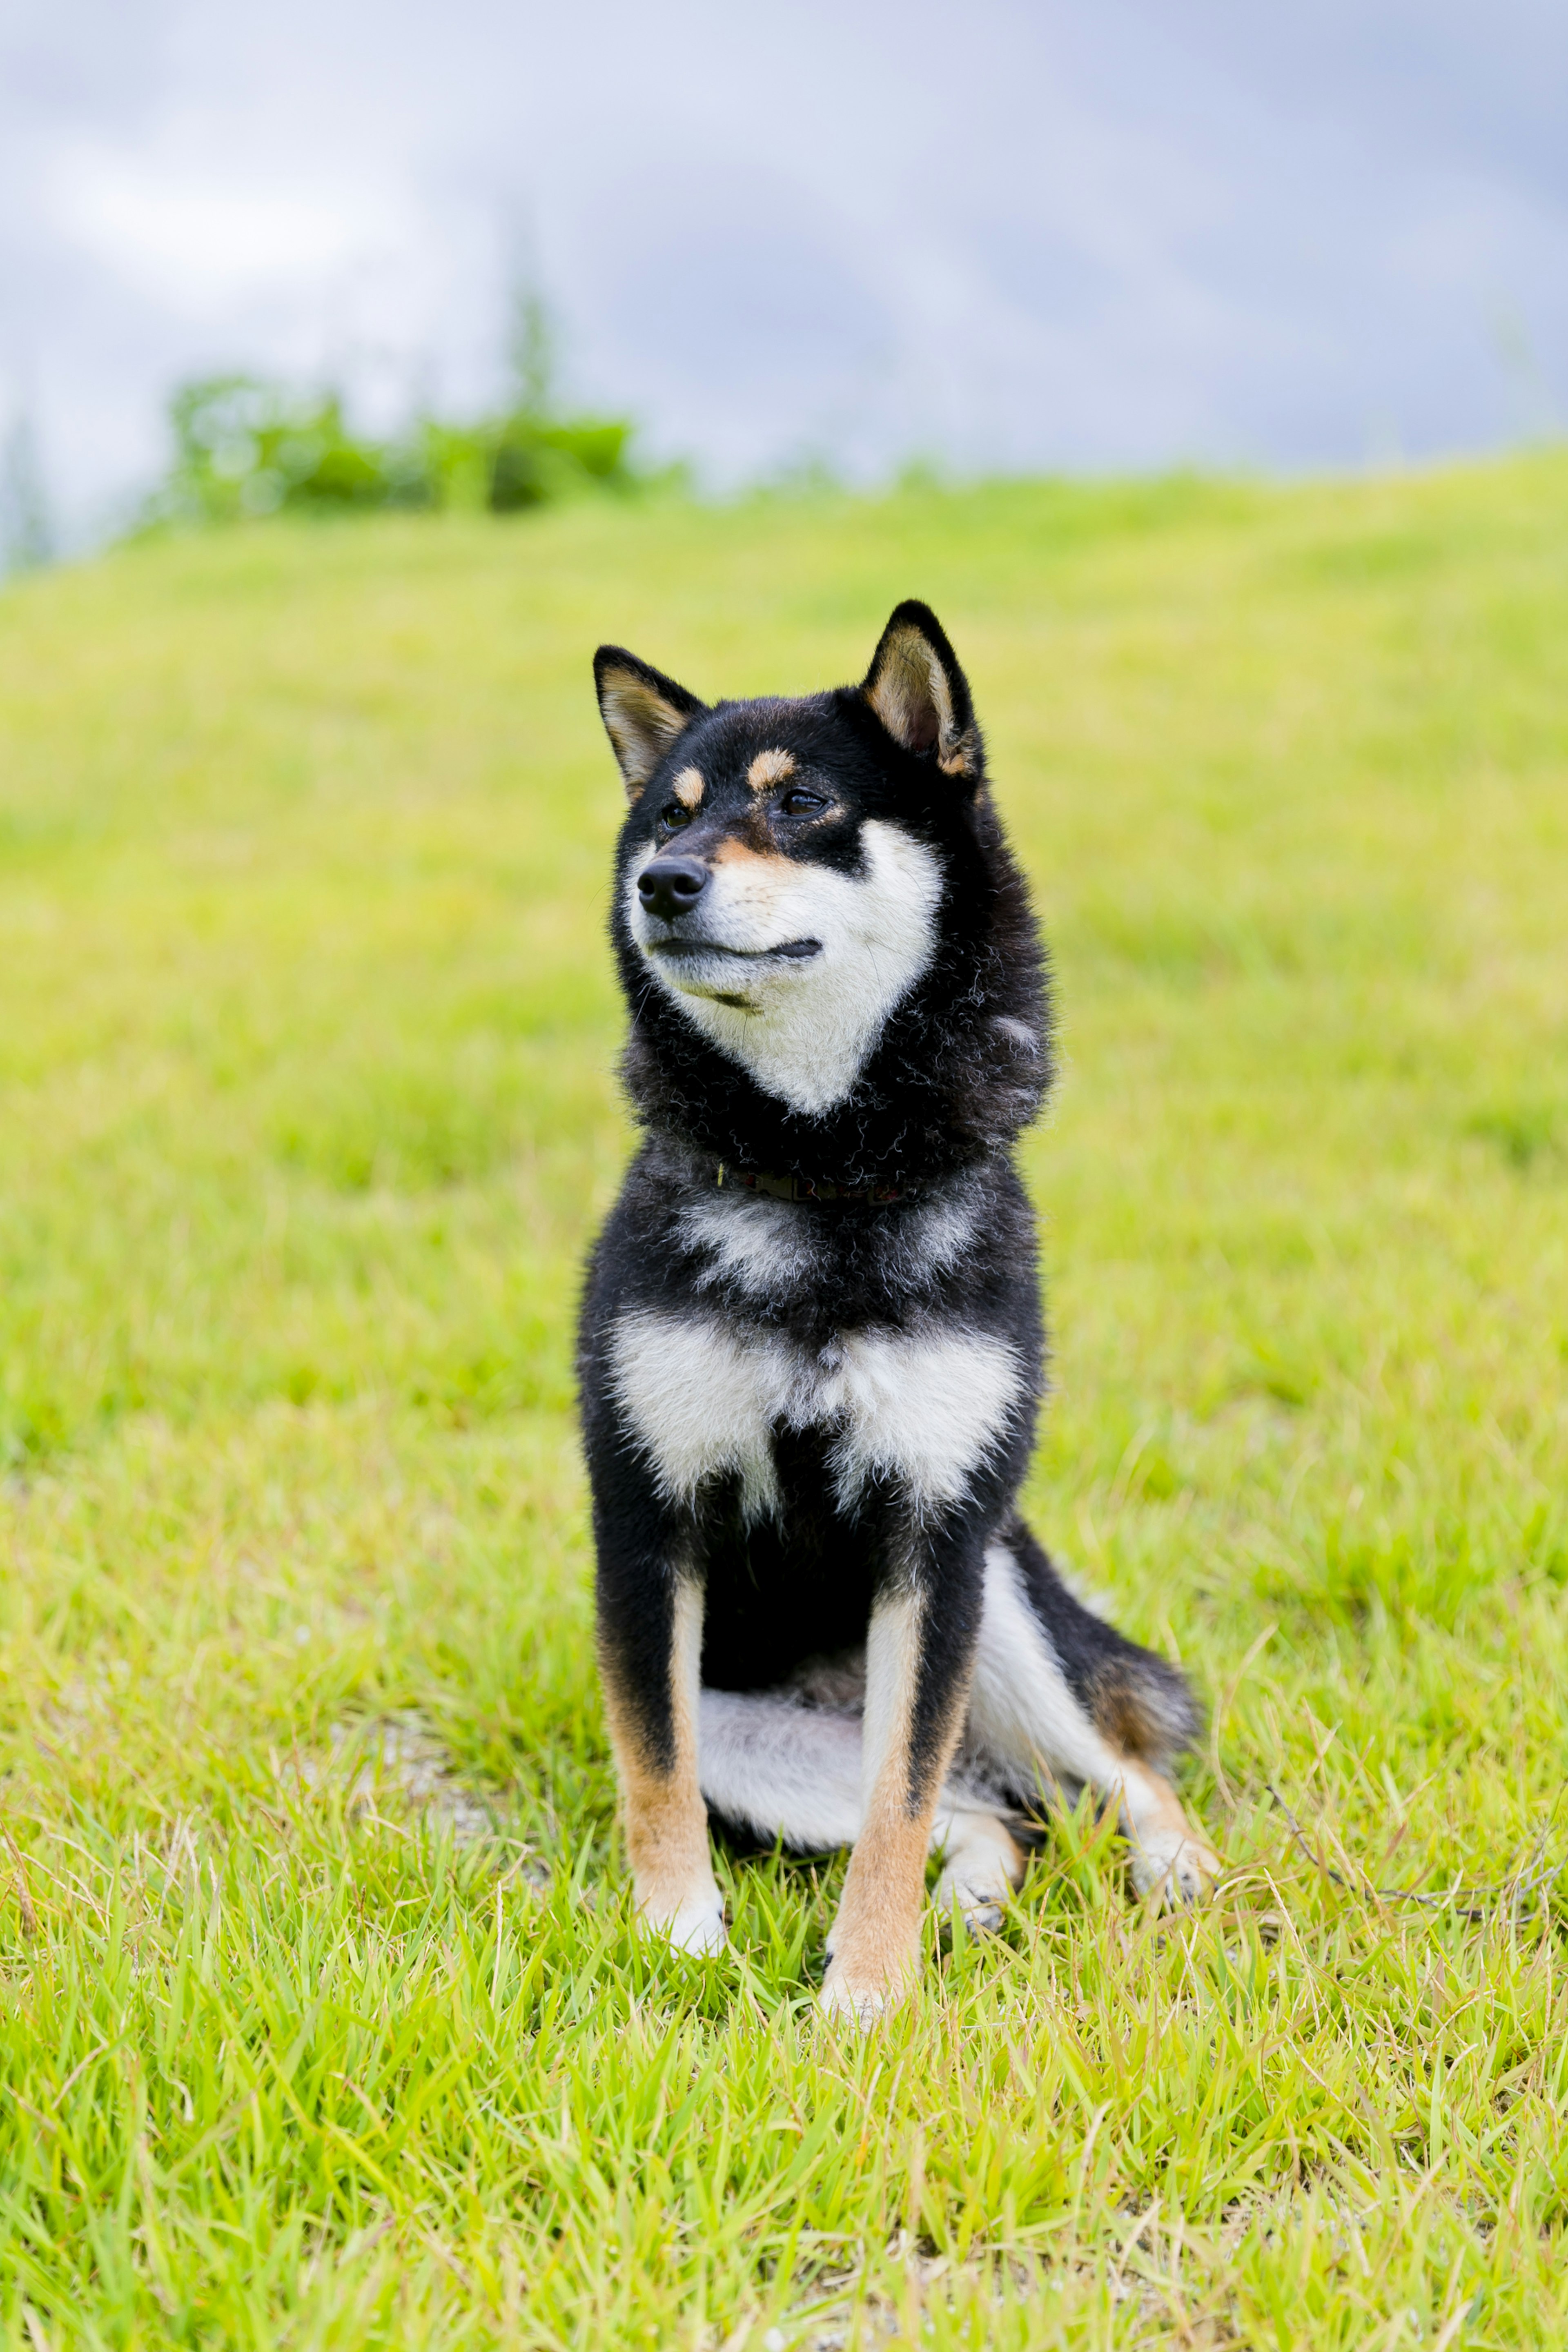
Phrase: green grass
[{"left": 2, "top": 456, "right": 1567, "bottom": 2349}]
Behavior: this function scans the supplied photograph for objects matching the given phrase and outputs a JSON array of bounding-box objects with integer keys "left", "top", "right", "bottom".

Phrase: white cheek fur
[{"left": 626, "top": 820, "right": 942, "bottom": 1115}]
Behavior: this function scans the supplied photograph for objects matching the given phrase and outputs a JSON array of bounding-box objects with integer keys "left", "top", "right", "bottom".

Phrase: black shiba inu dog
[{"left": 579, "top": 601, "right": 1218, "bottom": 2019}]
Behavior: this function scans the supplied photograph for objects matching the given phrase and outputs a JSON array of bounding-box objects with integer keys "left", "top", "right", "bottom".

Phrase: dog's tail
[{"left": 1004, "top": 1513, "right": 1202, "bottom": 1774}]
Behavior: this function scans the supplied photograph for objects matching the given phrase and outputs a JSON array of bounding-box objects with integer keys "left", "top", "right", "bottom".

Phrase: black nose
[{"left": 637, "top": 857, "right": 709, "bottom": 922}]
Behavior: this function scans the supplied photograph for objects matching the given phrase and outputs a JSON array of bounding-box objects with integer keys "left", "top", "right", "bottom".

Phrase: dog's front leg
[
  {"left": 822, "top": 1564, "right": 978, "bottom": 2022},
  {"left": 598, "top": 1563, "right": 724, "bottom": 1956}
]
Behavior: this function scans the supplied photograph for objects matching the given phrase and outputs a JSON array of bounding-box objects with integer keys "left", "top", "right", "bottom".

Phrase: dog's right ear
[{"left": 594, "top": 646, "right": 708, "bottom": 798}]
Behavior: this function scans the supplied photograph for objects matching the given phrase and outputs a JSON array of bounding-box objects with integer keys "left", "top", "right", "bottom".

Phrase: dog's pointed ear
[
  {"left": 861, "top": 600, "right": 982, "bottom": 780},
  {"left": 594, "top": 646, "right": 708, "bottom": 798}
]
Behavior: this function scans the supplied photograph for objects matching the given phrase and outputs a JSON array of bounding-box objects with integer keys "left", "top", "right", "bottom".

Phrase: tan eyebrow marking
[
  {"left": 747, "top": 748, "right": 797, "bottom": 793},
  {"left": 669, "top": 766, "right": 704, "bottom": 810}
]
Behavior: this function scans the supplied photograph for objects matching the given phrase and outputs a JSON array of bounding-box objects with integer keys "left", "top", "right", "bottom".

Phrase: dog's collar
[{"left": 714, "top": 1161, "right": 909, "bottom": 1205}]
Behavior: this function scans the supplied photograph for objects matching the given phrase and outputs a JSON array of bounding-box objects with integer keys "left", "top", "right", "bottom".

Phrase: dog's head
[{"left": 596, "top": 601, "right": 1013, "bottom": 1123}]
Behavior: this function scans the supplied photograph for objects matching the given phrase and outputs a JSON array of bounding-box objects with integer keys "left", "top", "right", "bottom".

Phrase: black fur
[{"left": 578, "top": 601, "right": 1198, "bottom": 1840}]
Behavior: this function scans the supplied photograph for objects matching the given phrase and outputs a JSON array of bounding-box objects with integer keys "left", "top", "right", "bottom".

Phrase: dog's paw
[
  {"left": 639, "top": 1895, "right": 727, "bottom": 1956},
  {"left": 933, "top": 1811, "right": 1027, "bottom": 1939},
  {"left": 818, "top": 1965, "right": 895, "bottom": 2029},
  {"left": 934, "top": 1867, "right": 1009, "bottom": 1937},
  {"left": 1130, "top": 1832, "right": 1221, "bottom": 1909}
]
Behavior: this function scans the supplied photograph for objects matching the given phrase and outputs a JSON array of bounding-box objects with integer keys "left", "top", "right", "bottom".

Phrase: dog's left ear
[
  {"left": 594, "top": 645, "right": 709, "bottom": 798},
  {"left": 862, "top": 599, "right": 982, "bottom": 780}
]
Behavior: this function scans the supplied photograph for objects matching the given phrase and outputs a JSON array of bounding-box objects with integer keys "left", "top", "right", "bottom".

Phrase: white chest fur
[{"left": 608, "top": 1308, "right": 1022, "bottom": 1522}]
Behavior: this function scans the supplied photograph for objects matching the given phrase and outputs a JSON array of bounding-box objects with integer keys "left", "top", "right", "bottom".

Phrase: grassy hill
[{"left": 2, "top": 459, "right": 1566, "bottom": 2347}]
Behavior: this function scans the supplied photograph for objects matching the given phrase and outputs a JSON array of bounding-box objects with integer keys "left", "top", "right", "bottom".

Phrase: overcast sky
[{"left": 4, "top": 0, "right": 1566, "bottom": 544}]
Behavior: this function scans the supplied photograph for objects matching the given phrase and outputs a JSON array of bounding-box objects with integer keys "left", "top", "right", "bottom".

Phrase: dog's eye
[
  {"left": 659, "top": 802, "right": 693, "bottom": 830},
  {"left": 778, "top": 787, "right": 827, "bottom": 817}
]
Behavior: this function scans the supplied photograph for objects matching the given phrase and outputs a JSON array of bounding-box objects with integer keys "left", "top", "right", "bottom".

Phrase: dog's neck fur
[{"left": 618, "top": 789, "right": 1051, "bottom": 1195}]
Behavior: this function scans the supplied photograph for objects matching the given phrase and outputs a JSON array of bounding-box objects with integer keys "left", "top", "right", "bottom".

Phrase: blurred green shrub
[
  {"left": 141, "top": 302, "right": 646, "bottom": 529},
  {"left": 143, "top": 378, "right": 640, "bottom": 528}
]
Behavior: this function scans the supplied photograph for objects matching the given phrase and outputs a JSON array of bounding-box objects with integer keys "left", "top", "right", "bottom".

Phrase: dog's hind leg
[
  {"left": 698, "top": 1690, "right": 1027, "bottom": 1934},
  {"left": 967, "top": 1528, "right": 1220, "bottom": 1905},
  {"left": 929, "top": 1799, "right": 1029, "bottom": 1933}
]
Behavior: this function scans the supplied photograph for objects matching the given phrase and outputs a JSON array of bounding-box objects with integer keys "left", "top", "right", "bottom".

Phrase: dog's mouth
[{"left": 646, "top": 937, "right": 822, "bottom": 964}]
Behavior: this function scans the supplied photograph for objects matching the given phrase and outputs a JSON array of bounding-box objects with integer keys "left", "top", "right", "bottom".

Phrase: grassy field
[{"left": 2, "top": 455, "right": 1566, "bottom": 2349}]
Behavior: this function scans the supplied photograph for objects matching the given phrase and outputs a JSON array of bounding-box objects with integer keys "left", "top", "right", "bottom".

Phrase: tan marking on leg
[
  {"left": 746, "top": 748, "right": 797, "bottom": 793},
  {"left": 668, "top": 765, "right": 705, "bottom": 811},
  {"left": 600, "top": 1580, "right": 724, "bottom": 1953},
  {"left": 823, "top": 1811, "right": 929, "bottom": 2022},
  {"left": 822, "top": 1587, "right": 968, "bottom": 2023},
  {"left": 1117, "top": 1758, "right": 1221, "bottom": 1908}
]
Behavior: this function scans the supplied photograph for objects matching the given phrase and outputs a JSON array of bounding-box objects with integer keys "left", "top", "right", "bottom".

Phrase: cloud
[
  {"left": 3, "top": 0, "right": 1566, "bottom": 541},
  {"left": 47, "top": 149, "right": 404, "bottom": 308}
]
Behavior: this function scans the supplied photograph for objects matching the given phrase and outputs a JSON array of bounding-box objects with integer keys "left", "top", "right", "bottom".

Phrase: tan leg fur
[
  {"left": 1116, "top": 1757, "right": 1221, "bottom": 1907},
  {"left": 822, "top": 1588, "right": 968, "bottom": 2023},
  {"left": 602, "top": 1580, "right": 726, "bottom": 1955}
]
